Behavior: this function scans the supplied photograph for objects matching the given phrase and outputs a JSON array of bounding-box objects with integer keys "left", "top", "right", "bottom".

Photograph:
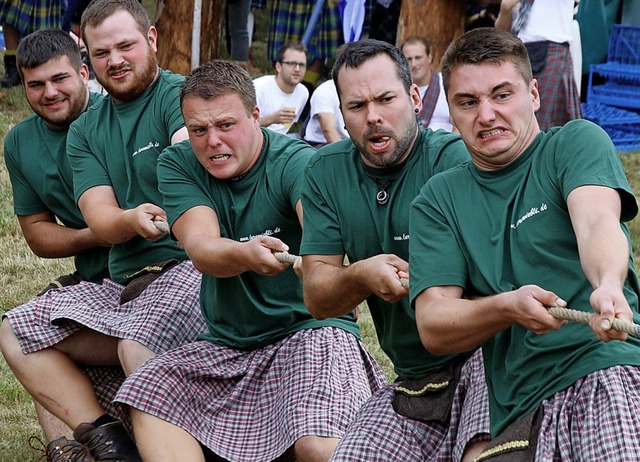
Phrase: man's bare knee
[
  {"left": 293, "top": 436, "right": 339, "bottom": 462},
  {"left": 117, "top": 339, "right": 155, "bottom": 375},
  {"left": 461, "top": 440, "right": 490, "bottom": 462},
  {"left": 0, "top": 318, "right": 23, "bottom": 363}
]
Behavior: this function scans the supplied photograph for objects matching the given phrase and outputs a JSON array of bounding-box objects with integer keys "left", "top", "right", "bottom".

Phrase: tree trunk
[
  {"left": 155, "top": 0, "right": 226, "bottom": 75},
  {"left": 397, "top": 0, "right": 466, "bottom": 70}
]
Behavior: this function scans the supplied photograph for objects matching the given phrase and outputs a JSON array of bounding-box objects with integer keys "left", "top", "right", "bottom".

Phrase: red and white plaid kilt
[
  {"left": 535, "top": 42, "right": 583, "bottom": 132},
  {"left": 3, "top": 261, "right": 206, "bottom": 424},
  {"left": 115, "top": 327, "right": 387, "bottom": 462},
  {"left": 5, "top": 260, "right": 205, "bottom": 355},
  {"left": 535, "top": 365, "right": 640, "bottom": 461},
  {"left": 330, "top": 349, "right": 490, "bottom": 462}
]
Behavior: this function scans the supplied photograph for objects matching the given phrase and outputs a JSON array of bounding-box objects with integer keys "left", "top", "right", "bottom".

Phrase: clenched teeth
[
  {"left": 210, "top": 154, "right": 230, "bottom": 162},
  {"left": 480, "top": 129, "right": 504, "bottom": 138}
]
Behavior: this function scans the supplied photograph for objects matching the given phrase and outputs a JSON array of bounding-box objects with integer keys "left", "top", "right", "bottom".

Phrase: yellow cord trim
[
  {"left": 52, "top": 280, "right": 64, "bottom": 289},
  {"left": 395, "top": 380, "right": 450, "bottom": 395},
  {"left": 473, "top": 440, "right": 530, "bottom": 462}
]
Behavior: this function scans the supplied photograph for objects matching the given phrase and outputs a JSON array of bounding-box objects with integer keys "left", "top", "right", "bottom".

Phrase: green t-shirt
[
  {"left": 410, "top": 119, "right": 640, "bottom": 435},
  {"left": 67, "top": 69, "right": 187, "bottom": 283},
  {"left": 158, "top": 129, "right": 360, "bottom": 350},
  {"left": 300, "top": 128, "right": 471, "bottom": 380},
  {"left": 4, "top": 92, "right": 109, "bottom": 283}
]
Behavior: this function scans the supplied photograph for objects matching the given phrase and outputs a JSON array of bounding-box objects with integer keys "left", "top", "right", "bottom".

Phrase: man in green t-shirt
[
  {"left": 0, "top": 28, "right": 112, "bottom": 460},
  {"left": 410, "top": 27, "right": 640, "bottom": 460},
  {"left": 0, "top": 2, "right": 206, "bottom": 461},
  {"left": 300, "top": 39, "right": 490, "bottom": 462},
  {"left": 114, "top": 60, "right": 385, "bottom": 462}
]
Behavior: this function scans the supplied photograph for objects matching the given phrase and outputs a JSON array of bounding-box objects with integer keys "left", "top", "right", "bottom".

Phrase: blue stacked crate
[{"left": 584, "top": 25, "right": 640, "bottom": 151}]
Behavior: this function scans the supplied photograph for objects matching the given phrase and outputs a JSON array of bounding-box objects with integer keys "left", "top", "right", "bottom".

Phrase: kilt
[
  {"left": 0, "top": 0, "right": 63, "bottom": 36},
  {"left": 330, "top": 349, "right": 490, "bottom": 462},
  {"left": 5, "top": 260, "right": 205, "bottom": 355},
  {"left": 3, "top": 260, "right": 206, "bottom": 424},
  {"left": 267, "top": 0, "right": 343, "bottom": 62},
  {"left": 534, "top": 365, "right": 640, "bottom": 461},
  {"left": 115, "top": 327, "right": 387, "bottom": 462},
  {"left": 534, "top": 41, "right": 582, "bottom": 132}
]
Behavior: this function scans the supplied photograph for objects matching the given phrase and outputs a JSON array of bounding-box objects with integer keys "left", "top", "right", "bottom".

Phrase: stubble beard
[{"left": 358, "top": 118, "right": 418, "bottom": 168}]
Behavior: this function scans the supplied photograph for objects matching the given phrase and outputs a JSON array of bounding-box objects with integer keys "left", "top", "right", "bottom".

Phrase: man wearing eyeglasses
[{"left": 254, "top": 41, "right": 310, "bottom": 136}]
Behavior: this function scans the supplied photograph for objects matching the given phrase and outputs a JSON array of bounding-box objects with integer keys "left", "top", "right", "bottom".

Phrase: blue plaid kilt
[
  {"left": 267, "top": 0, "right": 343, "bottom": 62},
  {"left": 330, "top": 349, "right": 491, "bottom": 462},
  {"left": 0, "top": 0, "right": 63, "bottom": 36},
  {"left": 115, "top": 327, "right": 387, "bottom": 462},
  {"left": 534, "top": 41, "right": 583, "bottom": 131},
  {"left": 535, "top": 365, "right": 640, "bottom": 461},
  {"left": 3, "top": 261, "right": 206, "bottom": 425}
]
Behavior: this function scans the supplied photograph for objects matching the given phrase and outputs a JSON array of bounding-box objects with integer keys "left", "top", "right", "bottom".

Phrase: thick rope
[
  {"left": 272, "top": 251, "right": 640, "bottom": 338},
  {"left": 154, "top": 225, "right": 640, "bottom": 338},
  {"left": 548, "top": 306, "right": 640, "bottom": 337},
  {"left": 273, "top": 251, "right": 298, "bottom": 265},
  {"left": 154, "top": 219, "right": 170, "bottom": 234}
]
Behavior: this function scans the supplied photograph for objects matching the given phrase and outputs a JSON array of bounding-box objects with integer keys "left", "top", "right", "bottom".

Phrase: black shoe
[
  {"left": 73, "top": 422, "right": 142, "bottom": 462},
  {"left": 29, "top": 435, "right": 95, "bottom": 462},
  {"left": 1, "top": 54, "right": 20, "bottom": 88}
]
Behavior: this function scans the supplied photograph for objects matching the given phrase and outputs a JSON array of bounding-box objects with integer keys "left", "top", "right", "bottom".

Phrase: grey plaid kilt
[
  {"left": 534, "top": 365, "right": 640, "bottom": 461},
  {"left": 534, "top": 42, "right": 583, "bottom": 132},
  {"left": 4, "top": 260, "right": 206, "bottom": 423},
  {"left": 330, "top": 349, "right": 490, "bottom": 462},
  {"left": 115, "top": 326, "right": 387, "bottom": 462}
]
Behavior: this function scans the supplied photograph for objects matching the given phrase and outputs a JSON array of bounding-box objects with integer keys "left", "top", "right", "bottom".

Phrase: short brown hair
[
  {"left": 181, "top": 60, "right": 256, "bottom": 117},
  {"left": 441, "top": 27, "right": 532, "bottom": 99},
  {"left": 400, "top": 36, "right": 432, "bottom": 56},
  {"left": 17, "top": 29, "right": 84, "bottom": 77},
  {"left": 80, "top": 0, "right": 151, "bottom": 44}
]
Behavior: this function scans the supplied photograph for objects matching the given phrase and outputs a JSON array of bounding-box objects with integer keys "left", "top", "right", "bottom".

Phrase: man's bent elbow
[
  {"left": 303, "top": 294, "right": 331, "bottom": 320},
  {"left": 417, "top": 320, "right": 455, "bottom": 355}
]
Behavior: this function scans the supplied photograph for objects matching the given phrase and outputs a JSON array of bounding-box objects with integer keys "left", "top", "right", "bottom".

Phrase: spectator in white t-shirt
[
  {"left": 303, "top": 79, "right": 348, "bottom": 147},
  {"left": 253, "top": 42, "right": 309, "bottom": 136}
]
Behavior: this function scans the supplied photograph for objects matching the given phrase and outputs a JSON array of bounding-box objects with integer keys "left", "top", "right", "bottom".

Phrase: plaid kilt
[
  {"left": 4, "top": 261, "right": 205, "bottom": 425},
  {"left": 330, "top": 349, "right": 490, "bottom": 462},
  {"left": 534, "top": 42, "right": 583, "bottom": 132},
  {"left": 534, "top": 365, "right": 640, "bottom": 461},
  {"left": 267, "top": 0, "right": 343, "bottom": 62},
  {"left": 0, "top": 0, "right": 63, "bottom": 36},
  {"left": 5, "top": 260, "right": 205, "bottom": 355},
  {"left": 115, "top": 327, "right": 387, "bottom": 462}
]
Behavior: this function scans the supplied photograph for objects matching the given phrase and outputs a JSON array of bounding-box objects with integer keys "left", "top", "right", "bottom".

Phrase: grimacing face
[
  {"left": 338, "top": 53, "right": 421, "bottom": 168},
  {"left": 22, "top": 55, "right": 89, "bottom": 129},
  {"left": 183, "top": 93, "right": 264, "bottom": 180},
  {"left": 84, "top": 10, "right": 158, "bottom": 103},
  {"left": 447, "top": 61, "right": 540, "bottom": 170}
]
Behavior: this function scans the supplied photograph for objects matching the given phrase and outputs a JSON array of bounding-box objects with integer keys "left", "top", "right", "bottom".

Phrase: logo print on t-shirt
[
  {"left": 132, "top": 141, "right": 161, "bottom": 157},
  {"left": 511, "top": 203, "right": 548, "bottom": 230}
]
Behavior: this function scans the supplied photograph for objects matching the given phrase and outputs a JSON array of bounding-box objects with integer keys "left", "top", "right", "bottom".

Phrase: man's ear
[{"left": 147, "top": 26, "right": 158, "bottom": 52}]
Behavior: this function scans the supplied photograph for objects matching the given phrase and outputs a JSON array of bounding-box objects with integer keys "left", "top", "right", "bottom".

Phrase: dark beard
[
  {"left": 357, "top": 118, "right": 418, "bottom": 168},
  {"left": 34, "top": 87, "right": 88, "bottom": 130}
]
